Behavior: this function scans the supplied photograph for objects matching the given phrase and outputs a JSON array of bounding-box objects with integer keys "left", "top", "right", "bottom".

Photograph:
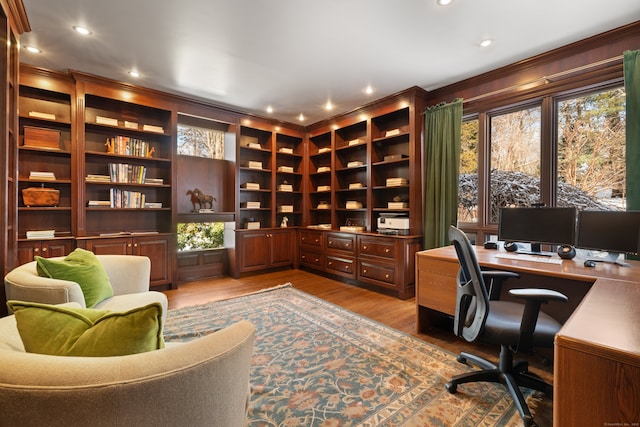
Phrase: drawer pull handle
[
  {"left": 315, "top": 239, "right": 319, "bottom": 243},
  {"left": 385, "top": 274, "right": 390, "bottom": 279},
  {"left": 363, "top": 245, "right": 368, "bottom": 250},
  {"left": 363, "top": 268, "right": 367, "bottom": 273},
  {"left": 301, "top": 255, "right": 306, "bottom": 259},
  {"left": 42, "top": 247, "right": 47, "bottom": 252},
  {"left": 385, "top": 248, "right": 390, "bottom": 253},
  {"left": 345, "top": 265, "right": 350, "bottom": 269},
  {"left": 302, "top": 237, "right": 306, "bottom": 241},
  {"left": 328, "top": 261, "right": 333, "bottom": 265},
  {"left": 328, "top": 240, "right": 333, "bottom": 245},
  {"left": 34, "top": 248, "right": 39, "bottom": 253},
  {"left": 346, "top": 243, "right": 350, "bottom": 247},
  {"left": 315, "top": 258, "right": 319, "bottom": 262}
]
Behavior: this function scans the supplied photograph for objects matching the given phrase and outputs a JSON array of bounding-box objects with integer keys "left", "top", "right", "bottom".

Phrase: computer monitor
[
  {"left": 576, "top": 210, "right": 640, "bottom": 266},
  {"left": 498, "top": 207, "right": 577, "bottom": 255}
]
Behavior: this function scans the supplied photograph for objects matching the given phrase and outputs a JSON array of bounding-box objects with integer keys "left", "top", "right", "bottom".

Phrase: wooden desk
[{"left": 416, "top": 245, "right": 640, "bottom": 426}]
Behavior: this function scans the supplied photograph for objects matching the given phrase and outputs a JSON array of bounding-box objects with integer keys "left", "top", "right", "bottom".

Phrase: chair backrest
[{"left": 448, "top": 225, "right": 490, "bottom": 342}]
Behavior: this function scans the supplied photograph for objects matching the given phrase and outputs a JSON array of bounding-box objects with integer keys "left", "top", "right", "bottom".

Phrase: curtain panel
[
  {"left": 423, "top": 99, "right": 463, "bottom": 249},
  {"left": 624, "top": 50, "right": 640, "bottom": 211}
]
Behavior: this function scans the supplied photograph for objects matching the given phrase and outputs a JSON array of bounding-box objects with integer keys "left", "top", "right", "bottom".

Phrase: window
[
  {"left": 458, "top": 118, "right": 479, "bottom": 223},
  {"left": 177, "top": 124, "right": 225, "bottom": 159},
  {"left": 489, "top": 106, "right": 542, "bottom": 222},
  {"left": 556, "top": 87, "right": 626, "bottom": 211},
  {"left": 177, "top": 222, "right": 224, "bottom": 251}
]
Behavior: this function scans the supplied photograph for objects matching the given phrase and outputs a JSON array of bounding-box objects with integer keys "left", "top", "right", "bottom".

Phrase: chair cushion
[
  {"left": 35, "top": 248, "right": 114, "bottom": 307},
  {"left": 7, "top": 300, "right": 165, "bottom": 357},
  {"left": 483, "top": 300, "right": 562, "bottom": 348}
]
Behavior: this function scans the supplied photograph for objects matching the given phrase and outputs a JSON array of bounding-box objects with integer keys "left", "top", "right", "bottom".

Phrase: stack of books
[
  {"left": 346, "top": 201, "right": 363, "bottom": 209},
  {"left": 277, "top": 166, "right": 294, "bottom": 173},
  {"left": 144, "top": 202, "right": 163, "bottom": 208},
  {"left": 317, "top": 166, "right": 331, "bottom": 173},
  {"left": 241, "top": 182, "right": 260, "bottom": 190},
  {"left": 247, "top": 161, "right": 263, "bottom": 170},
  {"left": 349, "top": 182, "right": 364, "bottom": 189},
  {"left": 348, "top": 138, "right": 364, "bottom": 146},
  {"left": 385, "top": 128, "right": 401, "bottom": 137},
  {"left": 317, "top": 185, "right": 331, "bottom": 192},
  {"left": 386, "top": 177, "right": 408, "bottom": 187},
  {"left": 142, "top": 124, "right": 164, "bottom": 133},
  {"left": 87, "top": 200, "right": 111, "bottom": 207},
  {"left": 318, "top": 147, "right": 331, "bottom": 154},
  {"left": 277, "top": 184, "right": 293, "bottom": 192},
  {"left": 317, "top": 202, "right": 330, "bottom": 209},
  {"left": 26, "top": 229, "right": 55, "bottom": 239},
  {"left": 241, "top": 201, "right": 261, "bottom": 208},
  {"left": 278, "top": 205, "right": 294, "bottom": 213},
  {"left": 278, "top": 147, "right": 294, "bottom": 154},
  {"left": 388, "top": 201, "right": 408, "bottom": 209},
  {"left": 86, "top": 174, "right": 111, "bottom": 183},
  {"left": 347, "top": 161, "right": 364, "bottom": 168},
  {"left": 144, "top": 177, "right": 164, "bottom": 185},
  {"left": 29, "top": 171, "right": 56, "bottom": 181},
  {"left": 246, "top": 221, "right": 260, "bottom": 230}
]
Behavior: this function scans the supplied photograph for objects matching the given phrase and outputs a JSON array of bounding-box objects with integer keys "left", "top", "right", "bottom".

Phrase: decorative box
[
  {"left": 22, "top": 187, "right": 60, "bottom": 207},
  {"left": 23, "top": 126, "right": 60, "bottom": 150}
]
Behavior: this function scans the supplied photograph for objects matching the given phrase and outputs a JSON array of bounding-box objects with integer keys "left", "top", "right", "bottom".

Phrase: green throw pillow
[
  {"left": 7, "top": 300, "right": 165, "bottom": 357},
  {"left": 35, "top": 248, "right": 114, "bottom": 307}
]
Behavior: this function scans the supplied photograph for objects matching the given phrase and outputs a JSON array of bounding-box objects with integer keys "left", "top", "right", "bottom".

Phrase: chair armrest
[
  {"left": 4, "top": 263, "right": 86, "bottom": 309},
  {"left": 482, "top": 270, "right": 520, "bottom": 300},
  {"left": 509, "top": 288, "right": 568, "bottom": 303}
]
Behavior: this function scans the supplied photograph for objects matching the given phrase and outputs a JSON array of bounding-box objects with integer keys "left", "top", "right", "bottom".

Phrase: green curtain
[
  {"left": 423, "top": 99, "right": 462, "bottom": 249},
  {"left": 624, "top": 50, "right": 640, "bottom": 211}
]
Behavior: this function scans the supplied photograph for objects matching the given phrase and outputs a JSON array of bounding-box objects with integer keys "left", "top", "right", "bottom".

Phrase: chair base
[{"left": 445, "top": 345, "right": 552, "bottom": 427}]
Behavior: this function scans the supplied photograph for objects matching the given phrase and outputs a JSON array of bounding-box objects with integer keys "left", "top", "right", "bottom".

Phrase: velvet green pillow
[
  {"left": 35, "top": 248, "right": 114, "bottom": 307},
  {"left": 7, "top": 300, "right": 165, "bottom": 357}
]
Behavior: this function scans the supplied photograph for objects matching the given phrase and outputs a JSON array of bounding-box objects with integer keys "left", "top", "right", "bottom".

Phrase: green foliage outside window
[{"left": 177, "top": 222, "right": 224, "bottom": 251}]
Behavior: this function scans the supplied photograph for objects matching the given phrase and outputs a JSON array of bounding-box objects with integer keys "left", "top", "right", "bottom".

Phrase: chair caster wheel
[
  {"left": 456, "top": 355, "right": 467, "bottom": 364},
  {"left": 445, "top": 381, "right": 457, "bottom": 394}
]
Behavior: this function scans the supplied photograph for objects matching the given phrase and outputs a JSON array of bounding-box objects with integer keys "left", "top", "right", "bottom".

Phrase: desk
[{"left": 416, "top": 246, "right": 640, "bottom": 426}]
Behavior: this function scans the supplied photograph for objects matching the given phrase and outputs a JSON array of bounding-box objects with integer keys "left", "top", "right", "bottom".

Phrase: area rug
[{"left": 164, "top": 284, "right": 540, "bottom": 426}]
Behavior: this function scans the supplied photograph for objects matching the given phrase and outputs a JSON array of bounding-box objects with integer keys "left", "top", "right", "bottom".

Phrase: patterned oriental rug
[{"left": 164, "top": 284, "right": 542, "bottom": 426}]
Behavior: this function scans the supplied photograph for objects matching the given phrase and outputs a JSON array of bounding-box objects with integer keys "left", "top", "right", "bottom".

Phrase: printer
[{"left": 377, "top": 213, "right": 410, "bottom": 235}]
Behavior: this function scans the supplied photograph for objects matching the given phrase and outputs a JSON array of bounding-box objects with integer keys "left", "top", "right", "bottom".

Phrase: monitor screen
[
  {"left": 576, "top": 210, "right": 640, "bottom": 255},
  {"left": 498, "top": 207, "right": 577, "bottom": 250}
]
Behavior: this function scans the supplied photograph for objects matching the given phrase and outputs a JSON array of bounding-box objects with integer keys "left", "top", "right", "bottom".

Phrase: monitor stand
[
  {"left": 587, "top": 252, "right": 632, "bottom": 267},
  {"left": 516, "top": 243, "right": 554, "bottom": 257}
]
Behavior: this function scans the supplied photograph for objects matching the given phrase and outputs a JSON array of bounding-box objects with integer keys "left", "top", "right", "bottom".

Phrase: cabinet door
[
  {"left": 135, "top": 236, "right": 171, "bottom": 286},
  {"left": 83, "top": 238, "right": 131, "bottom": 255},
  {"left": 17, "top": 239, "right": 73, "bottom": 265},
  {"left": 238, "top": 231, "right": 270, "bottom": 272},
  {"left": 270, "top": 230, "right": 294, "bottom": 266}
]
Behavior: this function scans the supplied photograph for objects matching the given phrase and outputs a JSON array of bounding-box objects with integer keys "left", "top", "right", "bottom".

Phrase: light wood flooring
[{"left": 163, "top": 268, "right": 554, "bottom": 426}]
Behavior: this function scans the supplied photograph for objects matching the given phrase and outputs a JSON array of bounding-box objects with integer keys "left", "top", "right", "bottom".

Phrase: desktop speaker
[
  {"left": 557, "top": 245, "right": 576, "bottom": 260},
  {"left": 504, "top": 241, "right": 518, "bottom": 252}
]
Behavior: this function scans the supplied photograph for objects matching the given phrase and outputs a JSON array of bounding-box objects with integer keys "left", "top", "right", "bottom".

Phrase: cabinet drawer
[
  {"left": 299, "top": 230, "right": 323, "bottom": 248},
  {"left": 300, "top": 249, "right": 324, "bottom": 269},
  {"left": 358, "top": 237, "right": 396, "bottom": 259},
  {"left": 326, "top": 233, "right": 355, "bottom": 253},
  {"left": 326, "top": 255, "right": 356, "bottom": 278},
  {"left": 359, "top": 260, "right": 397, "bottom": 286}
]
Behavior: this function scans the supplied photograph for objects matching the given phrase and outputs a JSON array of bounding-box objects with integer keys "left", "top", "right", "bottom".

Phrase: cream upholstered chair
[
  {"left": 4, "top": 255, "right": 168, "bottom": 325},
  {"left": 0, "top": 316, "right": 256, "bottom": 427}
]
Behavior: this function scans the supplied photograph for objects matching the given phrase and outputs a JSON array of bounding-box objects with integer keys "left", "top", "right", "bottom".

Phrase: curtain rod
[{"left": 463, "top": 55, "right": 624, "bottom": 104}]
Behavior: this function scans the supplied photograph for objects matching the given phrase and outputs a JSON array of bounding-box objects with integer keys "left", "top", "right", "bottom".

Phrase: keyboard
[{"left": 495, "top": 253, "right": 563, "bottom": 265}]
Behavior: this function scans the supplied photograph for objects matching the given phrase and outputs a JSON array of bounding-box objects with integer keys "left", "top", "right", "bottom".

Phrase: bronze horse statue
[{"left": 186, "top": 188, "right": 216, "bottom": 211}]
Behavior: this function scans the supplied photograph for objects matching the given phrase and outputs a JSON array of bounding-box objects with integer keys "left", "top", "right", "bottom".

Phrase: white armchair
[{"left": 4, "top": 255, "right": 168, "bottom": 325}]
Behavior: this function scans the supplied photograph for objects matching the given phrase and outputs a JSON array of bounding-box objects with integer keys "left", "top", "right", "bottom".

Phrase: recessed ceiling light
[
  {"left": 23, "top": 45, "right": 42, "bottom": 54},
  {"left": 73, "top": 25, "right": 92, "bottom": 36},
  {"left": 365, "top": 85, "right": 374, "bottom": 95},
  {"left": 298, "top": 114, "right": 305, "bottom": 122},
  {"left": 266, "top": 105, "right": 273, "bottom": 113},
  {"left": 437, "top": 0, "right": 453, "bottom": 5},
  {"left": 128, "top": 70, "right": 141, "bottom": 78},
  {"left": 479, "top": 39, "right": 493, "bottom": 48},
  {"left": 325, "top": 101, "right": 333, "bottom": 111}
]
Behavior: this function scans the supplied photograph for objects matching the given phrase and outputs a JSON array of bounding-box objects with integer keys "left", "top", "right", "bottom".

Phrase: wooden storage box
[
  {"left": 23, "top": 126, "right": 61, "bottom": 150},
  {"left": 22, "top": 187, "right": 60, "bottom": 207}
]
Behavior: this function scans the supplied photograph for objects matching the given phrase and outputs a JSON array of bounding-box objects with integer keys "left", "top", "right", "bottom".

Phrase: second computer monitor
[{"left": 498, "top": 207, "right": 577, "bottom": 254}]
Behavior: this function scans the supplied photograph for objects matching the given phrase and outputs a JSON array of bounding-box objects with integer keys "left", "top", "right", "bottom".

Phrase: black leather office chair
[{"left": 445, "top": 225, "right": 568, "bottom": 427}]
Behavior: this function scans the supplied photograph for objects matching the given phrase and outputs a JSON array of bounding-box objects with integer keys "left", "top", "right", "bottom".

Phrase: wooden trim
[{"left": 1, "top": 0, "right": 30, "bottom": 33}]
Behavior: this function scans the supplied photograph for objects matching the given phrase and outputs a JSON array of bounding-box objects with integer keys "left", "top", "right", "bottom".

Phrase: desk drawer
[
  {"left": 358, "top": 236, "right": 396, "bottom": 259},
  {"left": 359, "top": 260, "right": 396, "bottom": 286},
  {"left": 300, "top": 249, "right": 324, "bottom": 270},
  {"left": 327, "top": 232, "right": 355, "bottom": 253},
  {"left": 299, "top": 230, "right": 323, "bottom": 248},
  {"left": 416, "top": 256, "right": 457, "bottom": 316},
  {"left": 326, "top": 255, "right": 355, "bottom": 278}
]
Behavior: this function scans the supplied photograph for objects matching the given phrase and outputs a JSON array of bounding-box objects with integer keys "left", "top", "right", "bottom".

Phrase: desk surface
[{"left": 418, "top": 245, "right": 640, "bottom": 284}]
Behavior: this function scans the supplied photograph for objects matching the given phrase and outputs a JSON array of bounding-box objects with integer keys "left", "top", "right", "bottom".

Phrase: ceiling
[{"left": 19, "top": 0, "right": 640, "bottom": 125}]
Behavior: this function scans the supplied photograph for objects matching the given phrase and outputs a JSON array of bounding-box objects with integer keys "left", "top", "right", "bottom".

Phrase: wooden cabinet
[
  {"left": 297, "top": 229, "right": 421, "bottom": 299},
  {"left": 304, "top": 87, "right": 427, "bottom": 236},
  {"left": 235, "top": 228, "right": 296, "bottom": 275},
  {"left": 78, "top": 235, "right": 172, "bottom": 287},
  {"left": 17, "top": 239, "right": 74, "bottom": 265}
]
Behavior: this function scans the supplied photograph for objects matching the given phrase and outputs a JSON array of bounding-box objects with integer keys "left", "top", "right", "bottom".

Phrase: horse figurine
[{"left": 186, "top": 188, "right": 216, "bottom": 211}]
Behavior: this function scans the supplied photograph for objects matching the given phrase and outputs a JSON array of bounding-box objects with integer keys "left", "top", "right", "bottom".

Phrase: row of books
[
  {"left": 106, "top": 136, "right": 155, "bottom": 157},
  {"left": 109, "top": 163, "right": 147, "bottom": 184},
  {"left": 109, "top": 188, "right": 146, "bottom": 208},
  {"left": 86, "top": 174, "right": 164, "bottom": 185}
]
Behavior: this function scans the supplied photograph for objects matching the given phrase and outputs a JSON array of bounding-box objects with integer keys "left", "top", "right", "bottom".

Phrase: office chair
[{"left": 445, "top": 225, "right": 568, "bottom": 427}]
